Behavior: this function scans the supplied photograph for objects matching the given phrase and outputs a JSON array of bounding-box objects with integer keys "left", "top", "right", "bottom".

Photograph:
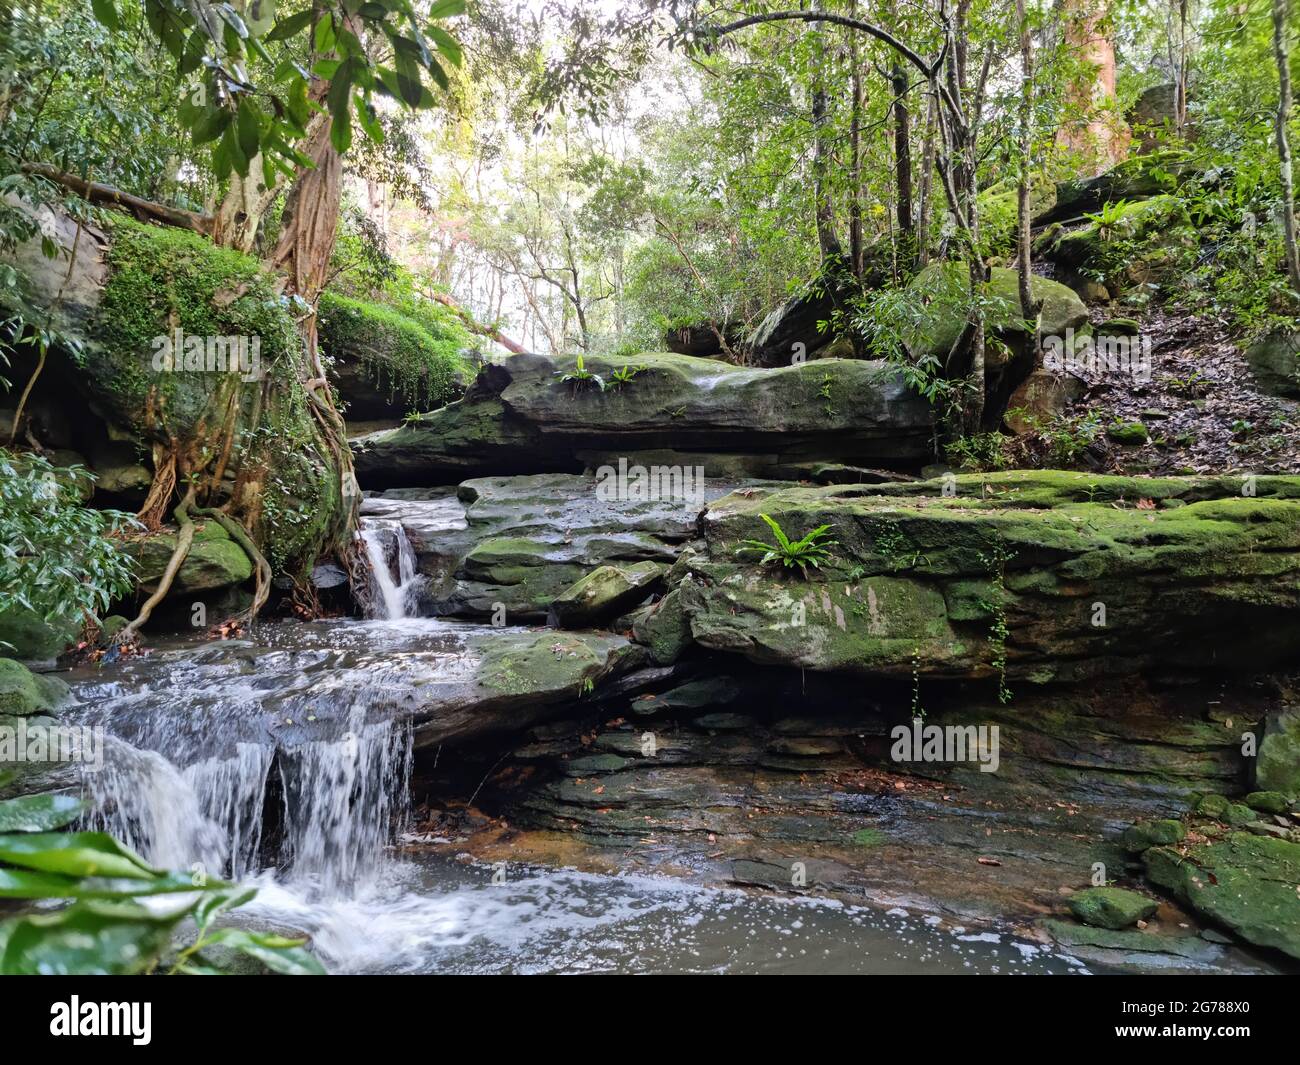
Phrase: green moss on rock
[
  {"left": 0, "top": 659, "right": 70, "bottom": 716},
  {"left": 1122, "top": 818, "right": 1187, "bottom": 853},
  {"left": 318, "top": 290, "right": 470, "bottom": 414},
  {"left": 1145, "top": 833, "right": 1300, "bottom": 959},
  {"left": 1068, "top": 886, "right": 1159, "bottom": 929},
  {"left": 905, "top": 262, "right": 1088, "bottom": 364}
]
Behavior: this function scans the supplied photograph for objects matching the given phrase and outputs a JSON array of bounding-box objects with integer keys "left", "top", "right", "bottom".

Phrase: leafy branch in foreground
[
  {"left": 0, "top": 782, "right": 322, "bottom": 974},
  {"left": 736, "top": 513, "right": 838, "bottom": 576},
  {"left": 0, "top": 447, "right": 139, "bottom": 646}
]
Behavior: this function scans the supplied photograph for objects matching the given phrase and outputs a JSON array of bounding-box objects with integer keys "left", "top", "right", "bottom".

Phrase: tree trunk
[
  {"left": 917, "top": 95, "right": 938, "bottom": 266},
  {"left": 811, "top": 84, "right": 845, "bottom": 265},
  {"left": 1016, "top": 0, "right": 1043, "bottom": 331},
  {"left": 892, "top": 60, "right": 915, "bottom": 257},
  {"left": 1275, "top": 0, "right": 1300, "bottom": 294},
  {"left": 1060, "top": 0, "right": 1128, "bottom": 173}
]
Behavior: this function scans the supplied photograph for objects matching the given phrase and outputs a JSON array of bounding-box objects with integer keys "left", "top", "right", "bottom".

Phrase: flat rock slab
[
  {"left": 352, "top": 351, "right": 933, "bottom": 487},
  {"left": 672, "top": 470, "right": 1300, "bottom": 682},
  {"left": 61, "top": 619, "right": 644, "bottom": 760},
  {"left": 365, "top": 473, "right": 759, "bottom": 622}
]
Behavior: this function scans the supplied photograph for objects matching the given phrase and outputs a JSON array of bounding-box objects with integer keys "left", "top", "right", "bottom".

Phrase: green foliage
[
  {"left": 976, "top": 544, "right": 1016, "bottom": 704},
  {"left": 87, "top": 0, "right": 464, "bottom": 180},
  {"left": 0, "top": 786, "right": 323, "bottom": 975},
  {"left": 736, "top": 514, "right": 838, "bottom": 576},
  {"left": 554, "top": 352, "right": 605, "bottom": 390},
  {"left": 317, "top": 290, "right": 469, "bottom": 412},
  {"left": 97, "top": 215, "right": 301, "bottom": 428},
  {"left": 0, "top": 448, "right": 137, "bottom": 644},
  {"left": 607, "top": 362, "right": 647, "bottom": 387}
]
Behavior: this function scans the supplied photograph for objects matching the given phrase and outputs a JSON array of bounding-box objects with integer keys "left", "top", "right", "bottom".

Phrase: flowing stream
[
  {"left": 358, "top": 519, "right": 421, "bottom": 620},
  {"left": 62, "top": 591, "right": 1092, "bottom": 973}
]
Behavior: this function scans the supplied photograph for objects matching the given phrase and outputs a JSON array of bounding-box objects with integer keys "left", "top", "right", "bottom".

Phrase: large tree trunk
[
  {"left": 1275, "top": 0, "right": 1300, "bottom": 294},
  {"left": 892, "top": 59, "right": 915, "bottom": 258},
  {"left": 1059, "top": 0, "right": 1128, "bottom": 174}
]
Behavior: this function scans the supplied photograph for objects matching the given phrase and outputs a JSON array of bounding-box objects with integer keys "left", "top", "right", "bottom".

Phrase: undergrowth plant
[
  {"left": 736, "top": 513, "right": 838, "bottom": 576},
  {"left": 0, "top": 782, "right": 323, "bottom": 975}
]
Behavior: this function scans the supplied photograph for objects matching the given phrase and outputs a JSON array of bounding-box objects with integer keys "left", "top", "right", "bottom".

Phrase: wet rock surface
[{"left": 352, "top": 351, "right": 933, "bottom": 488}]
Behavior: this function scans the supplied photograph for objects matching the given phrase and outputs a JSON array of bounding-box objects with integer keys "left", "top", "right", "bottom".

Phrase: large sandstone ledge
[
  {"left": 654, "top": 470, "right": 1300, "bottom": 684},
  {"left": 352, "top": 351, "right": 934, "bottom": 487}
]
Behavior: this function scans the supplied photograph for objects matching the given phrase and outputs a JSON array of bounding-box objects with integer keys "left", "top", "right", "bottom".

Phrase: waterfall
[
  {"left": 84, "top": 714, "right": 412, "bottom": 897},
  {"left": 359, "top": 518, "right": 420, "bottom": 620}
]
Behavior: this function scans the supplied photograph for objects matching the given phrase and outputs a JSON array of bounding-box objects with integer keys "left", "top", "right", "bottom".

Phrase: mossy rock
[
  {"left": 90, "top": 216, "right": 301, "bottom": 440},
  {"left": 549, "top": 561, "right": 665, "bottom": 629},
  {"left": 631, "top": 587, "right": 692, "bottom": 665},
  {"left": 1107, "top": 420, "right": 1149, "bottom": 445},
  {"left": 976, "top": 174, "right": 1058, "bottom": 259},
  {"left": 1245, "top": 791, "right": 1294, "bottom": 815},
  {"left": 1044, "top": 150, "right": 1192, "bottom": 225},
  {"left": 0, "top": 606, "right": 81, "bottom": 662},
  {"left": 1041, "top": 194, "right": 1193, "bottom": 282},
  {"left": 475, "top": 630, "right": 636, "bottom": 700},
  {"left": 1122, "top": 818, "right": 1186, "bottom": 853},
  {"left": 905, "top": 262, "right": 1089, "bottom": 366},
  {"left": 1193, "top": 793, "right": 1257, "bottom": 826},
  {"left": 318, "top": 290, "right": 471, "bottom": 419},
  {"left": 1145, "top": 833, "right": 1300, "bottom": 959},
  {"left": 1068, "top": 886, "right": 1159, "bottom": 929},
  {"left": 679, "top": 471, "right": 1300, "bottom": 679},
  {"left": 128, "top": 525, "right": 254, "bottom": 598},
  {"left": 1244, "top": 331, "right": 1300, "bottom": 398},
  {"left": 1255, "top": 708, "right": 1300, "bottom": 794},
  {"left": 0, "top": 659, "right": 70, "bottom": 716}
]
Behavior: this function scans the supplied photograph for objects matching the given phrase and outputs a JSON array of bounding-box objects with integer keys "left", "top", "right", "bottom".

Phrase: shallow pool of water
[{"left": 238, "top": 855, "right": 1092, "bottom": 975}]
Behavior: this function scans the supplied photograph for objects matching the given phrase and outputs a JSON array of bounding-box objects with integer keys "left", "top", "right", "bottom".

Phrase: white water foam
[{"left": 358, "top": 519, "right": 420, "bottom": 620}]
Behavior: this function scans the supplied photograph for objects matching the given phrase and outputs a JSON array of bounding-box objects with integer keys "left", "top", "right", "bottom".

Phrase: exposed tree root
[
  {"left": 195, "top": 506, "right": 272, "bottom": 627},
  {"left": 113, "top": 487, "right": 197, "bottom": 647},
  {"left": 137, "top": 447, "right": 177, "bottom": 530}
]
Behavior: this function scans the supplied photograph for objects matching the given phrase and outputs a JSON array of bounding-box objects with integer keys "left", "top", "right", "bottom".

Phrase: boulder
[
  {"left": 549, "top": 561, "right": 665, "bottom": 629},
  {"left": 1004, "top": 368, "right": 1086, "bottom": 434},
  {"left": 318, "top": 290, "right": 470, "bottom": 420},
  {"left": 128, "top": 519, "right": 253, "bottom": 597},
  {"left": 1244, "top": 331, "right": 1300, "bottom": 398},
  {"left": 0, "top": 606, "right": 81, "bottom": 663},
  {"left": 1145, "top": 834, "right": 1300, "bottom": 959},
  {"left": 672, "top": 471, "right": 1300, "bottom": 682},
  {"left": 904, "top": 263, "right": 1088, "bottom": 378},
  {"left": 1127, "top": 84, "right": 1182, "bottom": 152},
  {"left": 0, "top": 658, "right": 71, "bottom": 716},
  {"left": 1254, "top": 707, "right": 1300, "bottom": 794},
  {"left": 1121, "top": 818, "right": 1186, "bottom": 853},
  {"left": 1067, "top": 886, "right": 1159, "bottom": 929},
  {"left": 976, "top": 175, "right": 1058, "bottom": 259},
  {"left": 631, "top": 588, "right": 692, "bottom": 665},
  {"left": 1035, "top": 151, "right": 1192, "bottom": 226},
  {"left": 1038, "top": 194, "right": 1193, "bottom": 284},
  {"left": 352, "top": 352, "right": 933, "bottom": 489},
  {"left": 744, "top": 285, "right": 842, "bottom": 366}
]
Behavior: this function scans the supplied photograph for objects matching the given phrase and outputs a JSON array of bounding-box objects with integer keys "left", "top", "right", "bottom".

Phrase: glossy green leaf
[
  {"left": 0, "top": 831, "right": 157, "bottom": 880},
  {"left": 0, "top": 793, "right": 85, "bottom": 832},
  {"left": 205, "top": 927, "right": 326, "bottom": 975},
  {"left": 0, "top": 900, "right": 186, "bottom": 975},
  {"left": 266, "top": 9, "right": 312, "bottom": 41}
]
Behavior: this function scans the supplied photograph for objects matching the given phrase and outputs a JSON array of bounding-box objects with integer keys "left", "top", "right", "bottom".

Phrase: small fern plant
[
  {"left": 555, "top": 353, "right": 605, "bottom": 391},
  {"left": 736, "top": 513, "right": 838, "bottom": 576}
]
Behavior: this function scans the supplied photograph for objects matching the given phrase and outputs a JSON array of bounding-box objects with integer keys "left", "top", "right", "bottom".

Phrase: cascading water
[
  {"left": 69, "top": 627, "right": 420, "bottom": 900},
  {"left": 358, "top": 519, "right": 421, "bottom": 620}
]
